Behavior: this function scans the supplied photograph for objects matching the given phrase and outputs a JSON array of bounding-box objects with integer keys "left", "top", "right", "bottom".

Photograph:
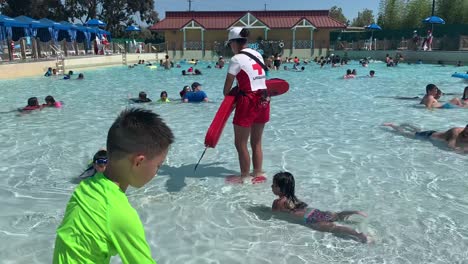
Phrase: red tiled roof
[{"left": 149, "top": 10, "right": 346, "bottom": 31}]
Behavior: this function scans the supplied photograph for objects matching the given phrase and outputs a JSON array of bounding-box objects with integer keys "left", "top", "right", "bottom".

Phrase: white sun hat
[{"left": 228, "top": 27, "right": 246, "bottom": 41}]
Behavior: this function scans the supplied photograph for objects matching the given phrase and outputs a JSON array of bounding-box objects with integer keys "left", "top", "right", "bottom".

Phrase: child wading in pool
[{"left": 271, "top": 172, "right": 368, "bottom": 243}]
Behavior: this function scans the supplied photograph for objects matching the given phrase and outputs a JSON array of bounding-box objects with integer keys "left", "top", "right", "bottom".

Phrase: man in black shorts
[{"left": 383, "top": 123, "right": 468, "bottom": 152}]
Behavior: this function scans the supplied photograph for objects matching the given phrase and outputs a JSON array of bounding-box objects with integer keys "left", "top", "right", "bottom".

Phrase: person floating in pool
[
  {"left": 77, "top": 73, "right": 84, "bottom": 80},
  {"left": 22, "top": 97, "right": 42, "bottom": 111},
  {"left": 217, "top": 56, "right": 225, "bottom": 68},
  {"left": 271, "top": 172, "right": 368, "bottom": 243},
  {"left": 42, "top": 95, "right": 62, "bottom": 108},
  {"left": 383, "top": 123, "right": 468, "bottom": 152},
  {"left": 63, "top": 70, "right": 74, "bottom": 80},
  {"left": 368, "top": 70, "right": 375, "bottom": 77},
  {"left": 183, "top": 82, "right": 208, "bottom": 103},
  {"left": 78, "top": 149, "right": 108, "bottom": 180},
  {"left": 179, "top": 85, "right": 190, "bottom": 101},
  {"left": 130, "top": 92, "right": 152, "bottom": 103},
  {"left": 420, "top": 84, "right": 465, "bottom": 109},
  {"left": 461, "top": 86, "right": 468, "bottom": 104},
  {"left": 157, "top": 91, "right": 170, "bottom": 103},
  {"left": 344, "top": 69, "right": 355, "bottom": 79},
  {"left": 44, "top": 67, "right": 53, "bottom": 77}
]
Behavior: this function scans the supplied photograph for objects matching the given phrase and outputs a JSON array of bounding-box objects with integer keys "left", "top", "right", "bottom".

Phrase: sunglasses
[{"left": 95, "top": 158, "right": 108, "bottom": 165}]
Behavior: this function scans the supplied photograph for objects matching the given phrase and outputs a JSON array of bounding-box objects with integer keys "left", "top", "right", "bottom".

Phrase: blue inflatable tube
[{"left": 452, "top": 72, "right": 468, "bottom": 79}]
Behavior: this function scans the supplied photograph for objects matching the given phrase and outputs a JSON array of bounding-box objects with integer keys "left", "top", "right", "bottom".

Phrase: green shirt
[{"left": 53, "top": 172, "right": 156, "bottom": 264}]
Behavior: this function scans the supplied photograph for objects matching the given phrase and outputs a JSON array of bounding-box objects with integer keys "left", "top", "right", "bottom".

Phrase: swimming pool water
[{"left": 0, "top": 61, "right": 468, "bottom": 263}]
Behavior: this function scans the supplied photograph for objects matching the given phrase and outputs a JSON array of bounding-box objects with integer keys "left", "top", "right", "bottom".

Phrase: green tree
[
  {"left": 63, "top": 0, "right": 159, "bottom": 37},
  {"left": 436, "top": 0, "right": 468, "bottom": 24},
  {"left": 402, "top": 0, "right": 431, "bottom": 28},
  {"left": 329, "top": 5, "right": 348, "bottom": 24},
  {"left": 351, "top": 9, "right": 375, "bottom": 27},
  {"left": 377, "top": 0, "right": 405, "bottom": 29},
  {"left": 0, "top": 0, "right": 66, "bottom": 21}
]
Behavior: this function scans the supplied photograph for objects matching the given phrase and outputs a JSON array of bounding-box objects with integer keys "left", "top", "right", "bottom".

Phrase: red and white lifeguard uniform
[{"left": 228, "top": 48, "right": 269, "bottom": 127}]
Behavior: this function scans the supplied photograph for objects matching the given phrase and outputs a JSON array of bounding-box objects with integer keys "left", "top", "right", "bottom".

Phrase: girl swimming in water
[{"left": 271, "top": 172, "right": 368, "bottom": 243}]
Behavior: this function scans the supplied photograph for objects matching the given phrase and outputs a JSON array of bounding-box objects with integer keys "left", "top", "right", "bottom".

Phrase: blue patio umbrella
[
  {"left": 125, "top": 25, "right": 141, "bottom": 32},
  {"left": 365, "top": 23, "right": 382, "bottom": 31},
  {"left": 423, "top": 16, "right": 445, "bottom": 25},
  {"left": 85, "top": 19, "right": 106, "bottom": 27},
  {"left": 422, "top": 16, "right": 445, "bottom": 33},
  {"left": 365, "top": 23, "right": 382, "bottom": 50}
]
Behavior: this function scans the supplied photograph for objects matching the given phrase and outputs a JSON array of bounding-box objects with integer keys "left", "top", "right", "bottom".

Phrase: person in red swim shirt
[
  {"left": 22, "top": 97, "right": 42, "bottom": 111},
  {"left": 223, "top": 27, "right": 269, "bottom": 183}
]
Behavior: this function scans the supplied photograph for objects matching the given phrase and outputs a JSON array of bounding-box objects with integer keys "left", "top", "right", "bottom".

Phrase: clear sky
[{"left": 154, "top": 0, "right": 380, "bottom": 21}]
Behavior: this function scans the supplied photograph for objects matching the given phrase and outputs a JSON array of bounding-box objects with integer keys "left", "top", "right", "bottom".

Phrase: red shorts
[{"left": 233, "top": 92, "right": 270, "bottom": 127}]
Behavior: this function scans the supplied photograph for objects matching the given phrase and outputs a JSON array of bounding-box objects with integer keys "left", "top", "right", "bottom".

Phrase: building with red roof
[{"left": 150, "top": 10, "right": 346, "bottom": 59}]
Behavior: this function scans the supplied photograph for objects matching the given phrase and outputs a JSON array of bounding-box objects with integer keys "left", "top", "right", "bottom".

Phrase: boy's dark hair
[
  {"left": 346, "top": 69, "right": 352, "bottom": 75},
  {"left": 426, "top": 84, "right": 437, "bottom": 93},
  {"left": 107, "top": 108, "right": 174, "bottom": 160},
  {"left": 45, "top": 95, "right": 56, "bottom": 104},
  {"left": 370, "top": 70, "right": 375, "bottom": 74},
  {"left": 273, "top": 172, "right": 308, "bottom": 210},
  {"left": 28, "top": 97, "right": 38, "bottom": 106},
  {"left": 139, "top": 92, "right": 147, "bottom": 99}
]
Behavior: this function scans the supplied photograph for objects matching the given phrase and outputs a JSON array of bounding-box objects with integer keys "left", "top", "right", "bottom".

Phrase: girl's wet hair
[
  {"left": 462, "top": 86, "right": 468, "bottom": 100},
  {"left": 27, "top": 97, "right": 39, "bottom": 106},
  {"left": 45, "top": 95, "right": 56, "bottom": 104},
  {"left": 273, "top": 172, "right": 308, "bottom": 210},
  {"left": 160, "top": 91, "right": 168, "bottom": 97}
]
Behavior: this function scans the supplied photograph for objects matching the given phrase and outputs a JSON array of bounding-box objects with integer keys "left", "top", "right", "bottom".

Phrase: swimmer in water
[
  {"left": 78, "top": 149, "right": 108, "bottom": 180},
  {"left": 42, "top": 95, "right": 62, "bottom": 108},
  {"left": 157, "top": 91, "right": 170, "bottom": 103},
  {"left": 272, "top": 172, "right": 368, "bottom": 243},
  {"left": 420, "top": 84, "right": 465, "bottom": 109},
  {"left": 383, "top": 123, "right": 468, "bottom": 152},
  {"left": 130, "top": 92, "right": 152, "bottom": 103},
  {"left": 22, "top": 97, "right": 42, "bottom": 111}
]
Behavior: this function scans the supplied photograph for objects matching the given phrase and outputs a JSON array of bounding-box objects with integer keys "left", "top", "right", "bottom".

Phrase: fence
[
  {"left": 163, "top": 39, "right": 330, "bottom": 58},
  {"left": 0, "top": 38, "right": 165, "bottom": 63}
]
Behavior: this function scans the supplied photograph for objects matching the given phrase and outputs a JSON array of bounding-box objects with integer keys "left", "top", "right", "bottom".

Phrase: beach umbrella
[
  {"left": 85, "top": 19, "right": 106, "bottom": 27},
  {"left": 365, "top": 23, "right": 382, "bottom": 50},
  {"left": 125, "top": 25, "right": 141, "bottom": 32},
  {"left": 422, "top": 16, "right": 445, "bottom": 32}
]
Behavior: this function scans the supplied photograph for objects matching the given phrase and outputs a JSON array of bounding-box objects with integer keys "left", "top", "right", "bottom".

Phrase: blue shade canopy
[
  {"left": 365, "top": 23, "right": 382, "bottom": 30},
  {"left": 125, "top": 25, "right": 141, "bottom": 32},
  {"left": 422, "top": 16, "right": 445, "bottom": 24},
  {"left": 39, "top": 18, "right": 70, "bottom": 30},
  {"left": 85, "top": 19, "right": 106, "bottom": 27},
  {"left": 14, "top": 15, "right": 48, "bottom": 28},
  {"left": 0, "top": 14, "right": 29, "bottom": 27}
]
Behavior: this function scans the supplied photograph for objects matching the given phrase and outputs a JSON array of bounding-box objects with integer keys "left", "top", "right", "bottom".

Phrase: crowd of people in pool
[
  {"left": 51, "top": 27, "right": 376, "bottom": 264},
  {"left": 127, "top": 82, "right": 208, "bottom": 104},
  {"left": 12, "top": 26, "right": 466, "bottom": 262}
]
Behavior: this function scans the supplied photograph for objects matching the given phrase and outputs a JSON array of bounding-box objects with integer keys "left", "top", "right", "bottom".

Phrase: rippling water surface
[{"left": 0, "top": 61, "right": 468, "bottom": 263}]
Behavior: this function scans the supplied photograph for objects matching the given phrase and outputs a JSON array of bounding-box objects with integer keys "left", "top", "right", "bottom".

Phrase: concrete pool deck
[{"left": 0, "top": 53, "right": 166, "bottom": 79}]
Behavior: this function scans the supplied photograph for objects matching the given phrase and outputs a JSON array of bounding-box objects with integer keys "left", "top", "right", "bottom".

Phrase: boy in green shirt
[{"left": 53, "top": 108, "right": 174, "bottom": 264}]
